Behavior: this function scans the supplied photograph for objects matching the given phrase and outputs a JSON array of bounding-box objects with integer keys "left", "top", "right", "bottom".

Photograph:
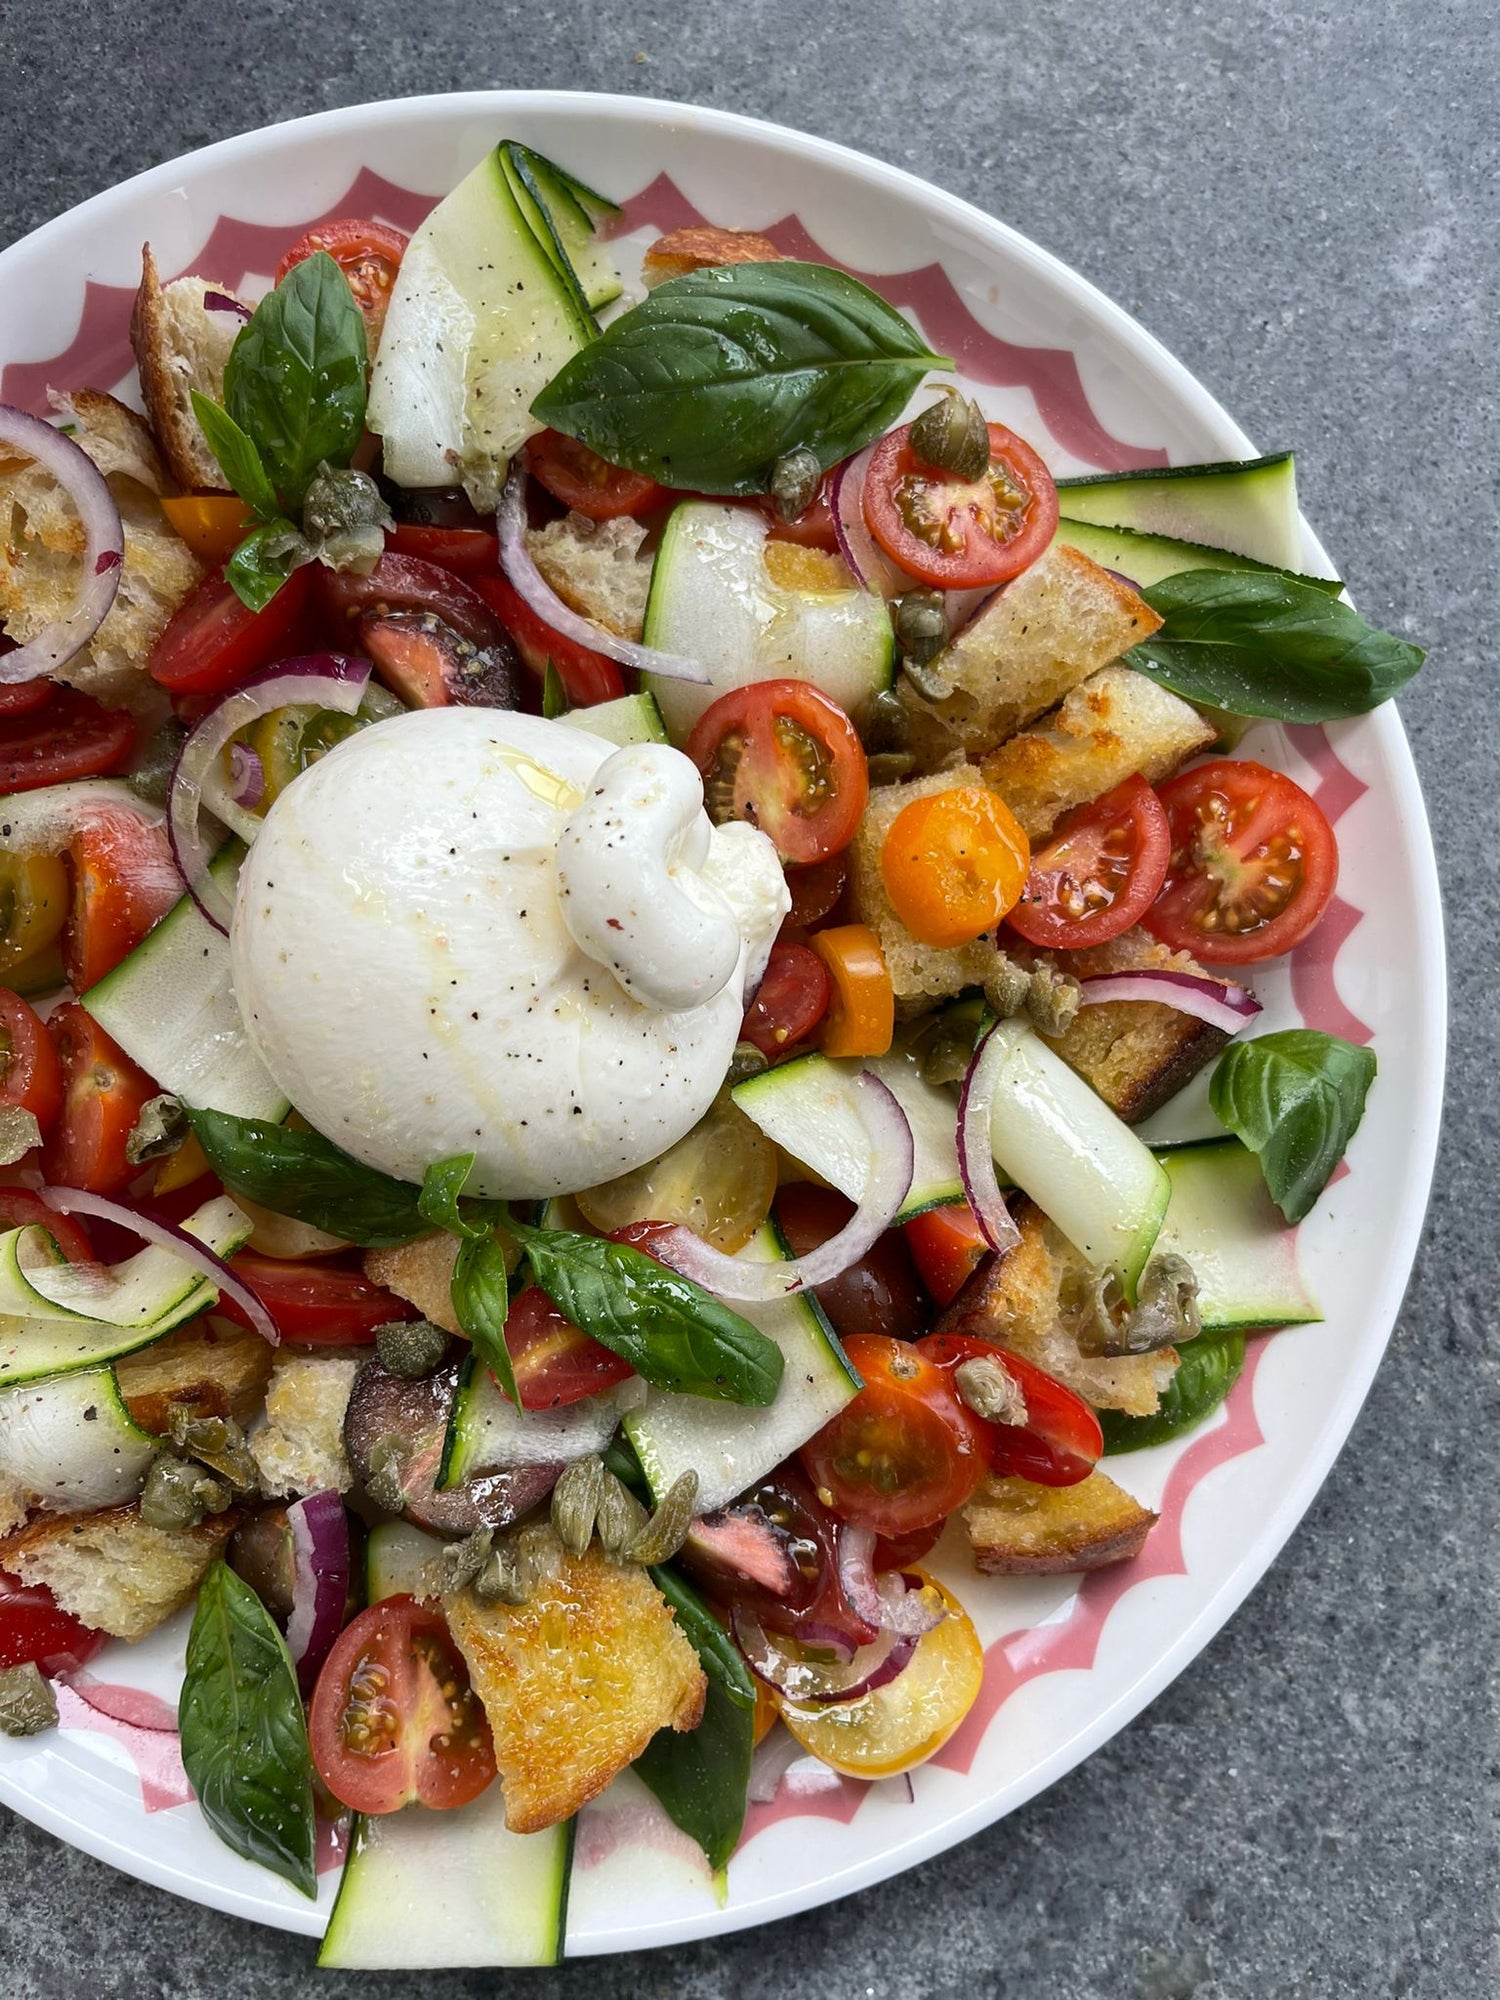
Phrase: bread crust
[{"left": 964, "top": 1468, "right": 1156, "bottom": 1574}]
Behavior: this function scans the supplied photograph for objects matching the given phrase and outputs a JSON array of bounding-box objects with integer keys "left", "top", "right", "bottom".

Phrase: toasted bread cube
[
  {"left": 902, "top": 545, "right": 1163, "bottom": 769},
  {"left": 965, "top": 1469, "right": 1156, "bottom": 1573},
  {"left": 364, "top": 1231, "right": 463, "bottom": 1334},
  {"left": 643, "top": 227, "right": 786, "bottom": 286},
  {"left": 0, "top": 1502, "right": 238, "bottom": 1640},
  {"left": 446, "top": 1541, "right": 706, "bottom": 1833},
  {"left": 130, "top": 246, "right": 252, "bottom": 491},
  {"left": 115, "top": 1316, "right": 274, "bottom": 1436},
  {"left": 249, "top": 1354, "right": 360, "bottom": 1498},
  {"left": 525, "top": 512, "right": 652, "bottom": 640},
  {"left": 980, "top": 666, "right": 1215, "bottom": 841}
]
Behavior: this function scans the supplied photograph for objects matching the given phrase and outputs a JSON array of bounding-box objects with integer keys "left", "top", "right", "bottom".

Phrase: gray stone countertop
[{"left": 0, "top": 4, "right": 1494, "bottom": 1995}]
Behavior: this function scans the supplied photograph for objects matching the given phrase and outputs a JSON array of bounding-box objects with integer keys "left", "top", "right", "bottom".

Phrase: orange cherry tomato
[
  {"left": 40, "top": 1004, "right": 158, "bottom": 1195},
  {"left": 158, "top": 494, "right": 254, "bottom": 566},
  {"left": 275, "top": 218, "right": 409, "bottom": 347},
  {"left": 1006, "top": 774, "right": 1171, "bottom": 951},
  {"left": 0, "top": 989, "right": 62, "bottom": 1136},
  {"left": 880, "top": 785, "right": 1030, "bottom": 946},
  {"left": 685, "top": 680, "right": 869, "bottom": 867},
  {"left": 524, "top": 430, "right": 665, "bottom": 519},
  {"left": 863, "top": 420, "right": 1058, "bottom": 590},
  {"left": 65, "top": 809, "right": 181, "bottom": 992},
  {"left": 902, "top": 1200, "right": 990, "bottom": 1307},
  {"left": 917, "top": 1331, "right": 1103, "bottom": 1485},
  {"left": 807, "top": 924, "right": 894, "bottom": 1058}
]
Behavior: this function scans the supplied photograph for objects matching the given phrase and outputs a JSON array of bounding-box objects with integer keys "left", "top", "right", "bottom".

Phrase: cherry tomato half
[
  {"left": 385, "top": 523, "right": 500, "bottom": 574},
  {"left": 863, "top": 420, "right": 1059, "bottom": 590},
  {"left": 775, "top": 1184, "right": 929, "bottom": 1344},
  {"left": 474, "top": 572, "right": 626, "bottom": 708},
  {"left": 740, "top": 940, "right": 831, "bottom": 1060},
  {"left": 800, "top": 1334, "right": 989, "bottom": 1535},
  {"left": 524, "top": 430, "right": 664, "bottom": 519},
  {"left": 309, "top": 1596, "right": 495, "bottom": 1814},
  {"left": 902, "top": 1201, "right": 990, "bottom": 1308},
  {"left": 0, "top": 1188, "right": 95, "bottom": 1263},
  {"left": 318, "top": 552, "right": 502, "bottom": 652},
  {"left": 65, "top": 809, "right": 181, "bottom": 992},
  {"left": 1144, "top": 759, "right": 1339, "bottom": 964},
  {"left": 216, "top": 1255, "right": 417, "bottom": 1345},
  {"left": 760, "top": 473, "right": 840, "bottom": 552},
  {"left": 1006, "top": 774, "right": 1171, "bottom": 951},
  {"left": 0, "top": 639, "right": 54, "bottom": 718},
  {"left": 0, "top": 687, "right": 134, "bottom": 794},
  {"left": 275, "top": 218, "right": 409, "bottom": 348},
  {"left": 504, "top": 1284, "right": 636, "bottom": 1409},
  {"left": 0, "top": 1571, "right": 104, "bottom": 1676},
  {"left": 917, "top": 1331, "right": 1102, "bottom": 1485},
  {"left": 881, "top": 784, "right": 1030, "bottom": 947},
  {"left": 39, "top": 1003, "right": 158, "bottom": 1196},
  {"left": 686, "top": 679, "right": 869, "bottom": 867},
  {"left": 0, "top": 988, "right": 62, "bottom": 1136},
  {"left": 149, "top": 565, "right": 315, "bottom": 700}
]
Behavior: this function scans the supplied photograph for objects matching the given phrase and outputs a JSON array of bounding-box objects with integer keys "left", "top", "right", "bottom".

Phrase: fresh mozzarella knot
[{"left": 555, "top": 742, "right": 744, "bottom": 1012}]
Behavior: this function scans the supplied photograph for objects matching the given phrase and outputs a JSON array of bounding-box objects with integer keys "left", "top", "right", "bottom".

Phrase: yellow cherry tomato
[
  {"left": 807, "top": 923, "right": 895, "bottom": 1059},
  {"left": 576, "top": 1092, "right": 777, "bottom": 1253},
  {"left": 159, "top": 493, "right": 254, "bottom": 565},
  {"left": 752, "top": 1678, "right": 779, "bottom": 1747},
  {"left": 880, "top": 785, "right": 1030, "bottom": 947},
  {"left": 777, "top": 1569, "right": 984, "bottom": 1777},
  {"left": 0, "top": 852, "right": 69, "bottom": 978}
]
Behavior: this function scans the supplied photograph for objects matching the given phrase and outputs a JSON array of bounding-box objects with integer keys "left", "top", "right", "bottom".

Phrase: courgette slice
[
  {"left": 557, "top": 691, "right": 669, "bottom": 747},
  {"left": 1055, "top": 517, "right": 1340, "bottom": 593},
  {"left": 439, "top": 1353, "right": 629, "bottom": 1491},
  {"left": 1155, "top": 1140, "right": 1321, "bottom": 1332},
  {"left": 363, "top": 1519, "right": 444, "bottom": 1602},
  {"left": 0, "top": 1364, "right": 156, "bottom": 1511},
  {"left": 1055, "top": 454, "right": 1305, "bottom": 570}
]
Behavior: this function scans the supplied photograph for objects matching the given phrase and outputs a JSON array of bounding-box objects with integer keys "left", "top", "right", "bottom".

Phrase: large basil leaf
[
  {"left": 1126, "top": 569, "right": 1424, "bottom": 721},
  {"left": 179, "top": 1560, "right": 317, "bottom": 1898},
  {"left": 188, "top": 1108, "right": 429, "bottom": 1247},
  {"left": 503, "top": 1211, "right": 783, "bottom": 1406},
  {"left": 635, "top": 1566, "right": 756, "bottom": 1871},
  {"left": 1209, "top": 1029, "right": 1377, "bottom": 1223},
  {"left": 532, "top": 261, "right": 948, "bottom": 494},
  {"left": 1099, "top": 1330, "right": 1247, "bottom": 1454}
]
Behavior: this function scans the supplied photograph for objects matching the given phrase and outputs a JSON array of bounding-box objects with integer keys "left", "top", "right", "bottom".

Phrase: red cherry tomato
[
  {"left": 64, "top": 810, "right": 181, "bottom": 992},
  {"left": 0, "top": 989, "right": 62, "bottom": 1136},
  {"left": 524, "top": 430, "right": 664, "bottom": 519},
  {"left": 474, "top": 573, "right": 626, "bottom": 708},
  {"left": 0, "top": 1571, "right": 105, "bottom": 1676},
  {"left": 0, "top": 1187, "right": 94, "bottom": 1263},
  {"left": 862, "top": 420, "right": 1059, "bottom": 590},
  {"left": 775, "top": 1184, "right": 928, "bottom": 1344},
  {"left": 0, "top": 639, "right": 53, "bottom": 717},
  {"left": 1144, "top": 759, "right": 1339, "bottom": 964},
  {"left": 782, "top": 853, "right": 848, "bottom": 933},
  {"left": 503, "top": 1284, "right": 636, "bottom": 1409},
  {"left": 902, "top": 1201, "right": 990, "bottom": 1307},
  {"left": 1005, "top": 775, "right": 1172, "bottom": 951},
  {"left": 215, "top": 1254, "right": 417, "bottom": 1345},
  {"left": 39, "top": 1003, "right": 158, "bottom": 1195},
  {"left": 761, "top": 473, "right": 840, "bottom": 552},
  {"left": 740, "top": 941, "right": 831, "bottom": 1060},
  {"left": 275, "top": 218, "right": 408, "bottom": 347},
  {"left": 149, "top": 565, "right": 315, "bottom": 700},
  {"left": 309, "top": 1596, "right": 495, "bottom": 1813},
  {"left": 685, "top": 680, "right": 869, "bottom": 867},
  {"left": 385, "top": 523, "right": 499, "bottom": 574},
  {"left": 0, "top": 687, "right": 134, "bottom": 794},
  {"left": 317, "top": 552, "right": 503, "bottom": 652},
  {"left": 917, "top": 1331, "right": 1103, "bottom": 1485}
]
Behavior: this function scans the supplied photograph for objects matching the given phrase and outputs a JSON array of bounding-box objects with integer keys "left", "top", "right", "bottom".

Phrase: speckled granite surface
[{"left": 0, "top": 3, "right": 1494, "bottom": 1994}]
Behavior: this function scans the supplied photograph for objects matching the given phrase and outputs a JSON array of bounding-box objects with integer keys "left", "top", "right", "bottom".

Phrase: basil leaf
[
  {"left": 1126, "top": 570, "right": 1425, "bottom": 721},
  {"left": 541, "top": 662, "right": 569, "bottom": 719},
  {"left": 1209, "top": 1029, "right": 1377, "bottom": 1222},
  {"left": 451, "top": 1229, "right": 521, "bottom": 1408},
  {"left": 178, "top": 1561, "right": 317, "bottom": 1898},
  {"left": 188, "top": 1108, "right": 428, "bottom": 1247},
  {"left": 532, "top": 261, "right": 949, "bottom": 494},
  {"left": 225, "top": 250, "right": 368, "bottom": 514},
  {"left": 420, "top": 1153, "right": 490, "bottom": 1240},
  {"left": 189, "top": 392, "right": 280, "bottom": 518},
  {"left": 224, "top": 517, "right": 311, "bottom": 613},
  {"left": 635, "top": 1566, "right": 755, "bottom": 1871},
  {"left": 503, "top": 1211, "right": 783, "bottom": 1405},
  {"left": 1099, "top": 1330, "right": 1247, "bottom": 1454}
]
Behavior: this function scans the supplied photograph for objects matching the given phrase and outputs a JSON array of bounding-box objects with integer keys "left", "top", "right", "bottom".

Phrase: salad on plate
[{"left": 0, "top": 138, "right": 1422, "bottom": 1967}]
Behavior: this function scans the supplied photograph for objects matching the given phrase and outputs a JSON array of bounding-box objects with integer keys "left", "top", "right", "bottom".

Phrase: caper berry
[
  {"left": 893, "top": 589, "right": 948, "bottom": 667},
  {"left": 910, "top": 392, "right": 991, "bottom": 481},
  {"left": 594, "top": 1471, "right": 649, "bottom": 1561},
  {"left": 625, "top": 1469, "right": 699, "bottom": 1566},
  {"left": 768, "top": 446, "right": 822, "bottom": 524},
  {"left": 954, "top": 1355, "right": 1026, "bottom": 1426},
  {"left": 435, "top": 1527, "right": 494, "bottom": 1595},
  {"left": 375, "top": 1318, "right": 451, "bottom": 1380},
  {"left": 1024, "top": 964, "right": 1082, "bottom": 1038},
  {"left": 982, "top": 955, "right": 1033, "bottom": 1020},
  {"left": 550, "top": 1455, "right": 605, "bottom": 1557}
]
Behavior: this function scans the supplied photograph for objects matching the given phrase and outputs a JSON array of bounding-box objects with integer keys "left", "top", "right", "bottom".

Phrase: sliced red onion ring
[
  {"left": 169, "top": 654, "right": 371, "bottom": 932},
  {"left": 956, "top": 1026, "right": 1023, "bottom": 1256},
  {"left": 1076, "top": 969, "right": 1262, "bottom": 1036},
  {"left": 0, "top": 779, "right": 163, "bottom": 853},
  {"left": 203, "top": 291, "right": 252, "bottom": 319},
  {"left": 227, "top": 743, "right": 265, "bottom": 810},
  {"left": 747, "top": 1724, "right": 803, "bottom": 1802},
  {"left": 782, "top": 1753, "right": 849, "bottom": 1796},
  {"left": 732, "top": 1603, "right": 918, "bottom": 1705},
  {"left": 836, "top": 1523, "right": 882, "bottom": 1629},
  {"left": 830, "top": 446, "right": 907, "bottom": 598},
  {"left": 36, "top": 1184, "right": 278, "bottom": 1346},
  {"left": 496, "top": 465, "right": 706, "bottom": 683},
  {"left": 0, "top": 404, "right": 124, "bottom": 685},
  {"left": 651, "top": 1072, "right": 914, "bottom": 1301},
  {"left": 876, "top": 1570, "right": 947, "bottom": 1639},
  {"left": 285, "top": 1490, "right": 352, "bottom": 1695}
]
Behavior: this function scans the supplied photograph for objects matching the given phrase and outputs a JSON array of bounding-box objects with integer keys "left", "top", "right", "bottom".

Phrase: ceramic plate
[{"left": 0, "top": 91, "right": 1444, "bottom": 1955}]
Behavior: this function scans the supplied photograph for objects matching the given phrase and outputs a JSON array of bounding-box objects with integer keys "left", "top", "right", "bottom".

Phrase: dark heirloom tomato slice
[
  {"left": 775, "top": 1184, "right": 928, "bottom": 1344},
  {"left": 0, "top": 988, "right": 62, "bottom": 1136},
  {"left": 0, "top": 687, "right": 134, "bottom": 793},
  {"left": 474, "top": 573, "right": 626, "bottom": 708},
  {"left": 504, "top": 1283, "right": 636, "bottom": 1409},
  {"left": 1144, "top": 758, "right": 1338, "bottom": 964},
  {"left": 317, "top": 552, "right": 503, "bottom": 652},
  {"left": 39, "top": 1003, "right": 158, "bottom": 1196},
  {"left": 902, "top": 1201, "right": 990, "bottom": 1308},
  {"left": 0, "top": 1571, "right": 104, "bottom": 1676},
  {"left": 1006, "top": 774, "right": 1172, "bottom": 950},
  {"left": 65, "top": 808, "right": 181, "bottom": 992},
  {"left": 740, "top": 940, "right": 831, "bottom": 1059},
  {"left": 309, "top": 1596, "right": 495, "bottom": 1814},
  {"left": 524, "top": 430, "right": 665, "bottom": 519},
  {"left": 862, "top": 420, "right": 1058, "bottom": 590},
  {"left": 685, "top": 679, "right": 869, "bottom": 867},
  {"left": 149, "top": 564, "right": 315, "bottom": 700},
  {"left": 782, "top": 852, "right": 848, "bottom": 933},
  {"left": 275, "top": 218, "right": 409, "bottom": 346},
  {"left": 217, "top": 1255, "right": 417, "bottom": 1345},
  {"left": 917, "top": 1331, "right": 1103, "bottom": 1485}
]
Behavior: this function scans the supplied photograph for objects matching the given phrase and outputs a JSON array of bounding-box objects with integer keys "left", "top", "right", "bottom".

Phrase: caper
[
  {"left": 916, "top": 1027, "right": 976, "bottom": 1088},
  {"left": 910, "top": 391, "right": 991, "bottom": 481},
  {"left": 1123, "top": 1254, "right": 1201, "bottom": 1354},
  {"left": 954, "top": 1355, "right": 1026, "bottom": 1426},
  {"left": 472, "top": 1543, "right": 529, "bottom": 1606},
  {"left": 893, "top": 590, "right": 948, "bottom": 668},
  {"left": 303, "top": 462, "right": 392, "bottom": 540},
  {"left": 127, "top": 720, "right": 188, "bottom": 809},
  {"left": 1025, "top": 964, "right": 1082, "bottom": 1038},
  {"left": 1063, "top": 1265, "right": 1132, "bottom": 1357},
  {"left": 861, "top": 688, "right": 911, "bottom": 757},
  {"left": 166, "top": 1407, "right": 258, "bottom": 1491},
  {"left": 512, "top": 1520, "right": 565, "bottom": 1586},
  {"left": 726, "top": 1040, "right": 770, "bottom": 1087},
  {"left": 363, "top": 1437, "right": 410, "bottom": 1515},
  {"left": 550, "top": 1455, "right": 605, "bottom": 1558},
  {"left": 625, "top": 1469, "right": 699, "bottom": 1566},
  {"left": 594, "top": 1471, "right": 650, "bottom": 1561},
  {"left": 867, "top": 751, "right": 917, "bottom": 786},
  {"left": 982, "top": 955, "right": 1033, "bottom": 1020},
  {"left": 768, "top": 446, "right": 822, "bottom": 524},
  {"left": 375, "top": 1318, "right": 450, "bottom": 1380},
  {"left": 0, "top": 1663, "right": 57, "bottom": 1738},
  {"left": 125, "top": 1093, "right": 187, "bottom": 1168},
  {"left": 434, "top": 1527, "right": 493, "bottom": 1596},
  {"left": 140, "top": 1451, "right": 230, "bottom": 1531}
]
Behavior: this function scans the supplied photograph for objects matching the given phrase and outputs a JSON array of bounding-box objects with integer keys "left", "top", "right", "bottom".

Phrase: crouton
[
  {"left": 1007, "top": 927, "right": 1230, "bottom": 1123},
  {"left": 643, "top": 227, "right": 787, "bottom": 286},
  {"left": 130, "top": 246, "right": 251, "bottom": 491},
  {"left": 964, "top": 1468, "right": 1156, "bottom": 1573},
  {"left": 249, "top": 1354, "right": 360, "bottom": 1498},
  {"left": 364, "top": 1231, "right": 462, "bottom": 1335},
  {"left": 0, "top": 1479, "right": 29, "bottom": 1538},
  {"left": 0, "top": 389, "right": 202, "bottom": 711},
  {"left": 935, "top": 1200, "right": 1178, "bottom": 1416},
  {"left": 979, "top": 666, "right": 1215, "bottom": 841},
  {"left": 115, "top": 1316, "right": 274, "bottom": 1436},
  {"left": 525, "top": 512, "right": 651, "bottom": 639},
  {"left": 0, "top": 1502, "right": 237, "bottom": 1640},
  {"left": 902, "top": 545, "right": 1163, "bottom": 769},
  {"left": 446, "top": 1538, "right": 706, "bottom": 1833}
]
